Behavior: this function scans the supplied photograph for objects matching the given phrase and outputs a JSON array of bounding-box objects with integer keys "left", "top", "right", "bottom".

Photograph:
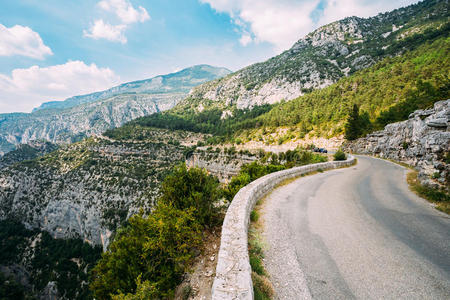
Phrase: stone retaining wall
[{"left": 212, "top": 156, "right": 356, "bottom": 299}]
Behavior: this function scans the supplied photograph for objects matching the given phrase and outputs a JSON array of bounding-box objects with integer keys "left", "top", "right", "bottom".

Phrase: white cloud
[
  {"left": 200, "top": 0, "right": 419, "bottom": 53},
  {"left": 0, "top": 24, "right": 52, "bottom": 60},
  {"left": 83, "top": 20, "right": 127, "bottom": 43},
  {"left": 84, "top": 0, "right": 150, "bottom": 43},
  {"left": 239, "top": 32, "right": 253, "bottom": 46},
  {"left": 0, "top": 61, "right": 120, "bottom": 113},
  {"left": 98, "top": 0, "right": 150, "bottom": 24}
]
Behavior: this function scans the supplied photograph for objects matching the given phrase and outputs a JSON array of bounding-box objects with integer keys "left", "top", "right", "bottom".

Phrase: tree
[{"left": 344, "top": 104, "right": 362, "bottom": 140}]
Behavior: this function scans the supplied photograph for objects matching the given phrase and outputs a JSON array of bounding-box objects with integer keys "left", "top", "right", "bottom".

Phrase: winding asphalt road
[{"left": 261, "top": 155, "right": 450, "bottom": 299}]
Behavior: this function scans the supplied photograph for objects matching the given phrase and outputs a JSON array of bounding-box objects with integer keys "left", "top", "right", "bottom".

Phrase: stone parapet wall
[{"left": 212, "top": 156, "right": 356, "bottom": 299}]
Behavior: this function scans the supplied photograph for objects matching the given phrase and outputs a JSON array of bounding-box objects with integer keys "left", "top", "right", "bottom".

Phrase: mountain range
[{"left": 0, "top": 65, "right": 230, "bottom": 155}]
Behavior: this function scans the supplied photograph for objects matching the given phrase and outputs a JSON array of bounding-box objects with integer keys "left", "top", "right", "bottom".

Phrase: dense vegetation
[
  {"left": 252, "top": 32, "right": 449, "bottom": 139},
  {"left": 104, "top": 104, "right": 272, "bottom": 141},
  {"left": 89, "top": 165, "right": 222, "bottom": 299},
  {"left": 111, "top": 31, "right": 449, "bottom": 143},
  {"left": 0, "top": 142, "right": 58, "bottom": 169},
  {"left": 89, "top": 148, "right": 327, "bottom": 299},
  {"left": 0, "top": 219, "right": 102, "bottom": 300},
  {"left": 0, "top": 272, "right": 31, "bottom": 300}
]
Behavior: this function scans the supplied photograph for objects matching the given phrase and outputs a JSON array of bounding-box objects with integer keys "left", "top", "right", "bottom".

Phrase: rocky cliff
[
  {"left": 186, "top": 149, "right": 257, "bottom": 183},
  {"left": 345, "top": 99, "right": 449, "bottom": 190},
  {"left": 0, "top": 129, "right": 205, "bottom": 250},
  {"left": 186, "top": 0, "right": 448, "bottom": 109},
  {"left": 0, "top": 65, "right": 231, "bottom": 156}
]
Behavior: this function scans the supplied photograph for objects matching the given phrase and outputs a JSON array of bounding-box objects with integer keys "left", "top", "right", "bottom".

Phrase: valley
[{"left": 0, "top": 0, "right": 448, "bottom": 299}]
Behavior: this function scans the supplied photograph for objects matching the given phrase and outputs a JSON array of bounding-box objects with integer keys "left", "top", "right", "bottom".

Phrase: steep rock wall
[{"left": 344, "top": 99, "right": 449, "bottom": 189}]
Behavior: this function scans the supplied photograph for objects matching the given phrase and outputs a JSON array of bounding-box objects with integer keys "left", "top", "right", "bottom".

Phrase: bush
[
  {"left": 90, "top": 164, "right": 225, "bottom": 299},
  {"left": 90, "top": 205, "right": 202, "bottom": 299},
  {"left": 159, "top": 164, "right": 222, "bottom": 227},
  {"left": 334, "top": 150, "right": 346, "bottom": 161}
]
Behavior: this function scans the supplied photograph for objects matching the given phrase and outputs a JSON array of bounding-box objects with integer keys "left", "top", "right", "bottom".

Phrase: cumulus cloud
[
  {"left": 0, "top": 24, "right": 52, "bottom": 60},
  {"left": 83, "top": 20, "right": 127, "bottom": 43},
  {"left": 0, "top": 61, "right": 120, "bottom": 113},
  {"left": 200, "top": 0, "right": 419, "bottom": 52},
  {"left": 98, "top": 0, "right": 150, "bottom": 24},
  {"left": 239, "top": 32, "right": 253, "bottom": 46},
  {"left": 84, "top": 0, "right": 150, "bottom": 43}
]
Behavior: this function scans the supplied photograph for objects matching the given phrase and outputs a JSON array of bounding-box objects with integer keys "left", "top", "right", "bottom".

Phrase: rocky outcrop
[
  {"left": 212, "top": 156, "right": 356, "bottom": 299},
  {"left": 186, "top": 151, "right": 257, "bottom": 183},
  {"left": 345, "top": 100, "right": 450, "bottom": 189}
]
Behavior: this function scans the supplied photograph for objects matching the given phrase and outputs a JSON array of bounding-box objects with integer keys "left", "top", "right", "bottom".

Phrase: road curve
[{"left": 261, "top": 155, "right": 450, "bottom": 299}]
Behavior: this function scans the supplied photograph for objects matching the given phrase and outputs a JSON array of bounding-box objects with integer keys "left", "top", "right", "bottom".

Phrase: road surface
[{"left": 261, "top": 155, "right": 450, "bottom": 299}]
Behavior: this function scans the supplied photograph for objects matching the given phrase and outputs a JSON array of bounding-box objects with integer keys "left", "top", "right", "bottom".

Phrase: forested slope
[{"left": 110, "top": 29, "right": 449, "bottom": 144}]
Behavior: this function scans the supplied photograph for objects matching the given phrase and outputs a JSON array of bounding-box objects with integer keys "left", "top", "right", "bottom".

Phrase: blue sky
[{"left": 0, "top": 0, "right": 419, "bottom": 113}]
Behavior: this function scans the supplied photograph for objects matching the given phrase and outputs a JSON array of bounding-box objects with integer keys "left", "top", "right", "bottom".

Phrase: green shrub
[
  {"left": 159, "top": 164, "right": 222, "bottom": 227},
  {"left": 90, "top": 205, "right": 202, "bottom": 299},
  {"left": 334, "top": 150, "right": 346, "bottom": 161},
  {"left": 182, "top": 285, "right": 192, "bottom": 300},
  {"left": 0, "top": 273, "right": 26, "bottom": 300}
]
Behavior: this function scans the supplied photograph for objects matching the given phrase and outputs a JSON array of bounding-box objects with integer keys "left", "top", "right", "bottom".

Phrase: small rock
[{"left": 426, "top": 118, "right": 448, "bottom": 128}]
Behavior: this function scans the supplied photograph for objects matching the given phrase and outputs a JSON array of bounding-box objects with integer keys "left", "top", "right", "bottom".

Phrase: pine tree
[{"left": 344, "top": 104, "right": 361, "bottom": 140}]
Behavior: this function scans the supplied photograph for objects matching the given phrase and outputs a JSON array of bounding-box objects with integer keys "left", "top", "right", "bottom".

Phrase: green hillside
[{"left": 108, "top": 28, "right": 449, "bottom": 144}]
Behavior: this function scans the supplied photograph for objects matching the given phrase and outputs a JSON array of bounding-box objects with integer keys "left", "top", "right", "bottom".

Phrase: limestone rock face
[
  {"left": 0, "top": 130, "right": 203, "bottom": 250},
  {"left": 186, "top": 151, "right": 257, "bottom": 183},
  {"left": 345, "top": 100, "right": 450, "bottom": 189}
]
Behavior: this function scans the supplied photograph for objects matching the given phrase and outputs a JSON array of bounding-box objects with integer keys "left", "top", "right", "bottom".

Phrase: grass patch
[
  {"left": 252, "top": 272, "right": 274, "bottom": 300},
  {"left": 407, "top": 171, "right": 450, "bottom": 214},
  {"left": 248, "top": 199, "right": 274, "bottom": 299},
  {"left": 250, "top": 210, "right": 260, "bottom": 222}
]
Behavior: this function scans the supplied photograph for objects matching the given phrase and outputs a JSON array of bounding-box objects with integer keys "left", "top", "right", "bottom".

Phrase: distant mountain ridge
[
  {"left": 33, "top": 64, "right": 231, "bottom": 112},
  {"left": 0, "top": 65, "right": 231, "bottom": 155}
]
